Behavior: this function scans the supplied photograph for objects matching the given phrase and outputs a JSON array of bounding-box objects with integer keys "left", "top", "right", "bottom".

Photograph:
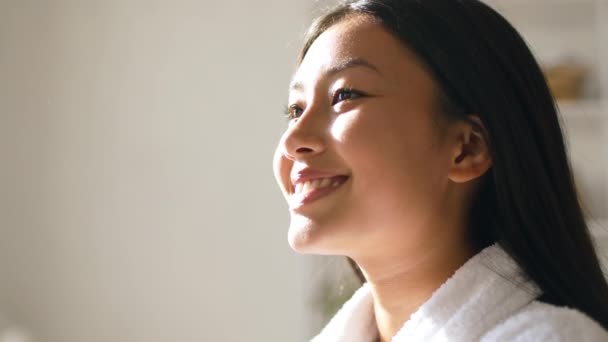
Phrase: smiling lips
[
  {"left": 294, "top": 175, "right": 347, "bottom": 194},
  {"left": 289, "top": 175, "right": 349, "bottom": 208}
]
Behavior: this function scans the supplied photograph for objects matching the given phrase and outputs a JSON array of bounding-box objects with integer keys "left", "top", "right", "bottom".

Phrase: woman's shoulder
[{"left": 481, "top": 301, "right": 608, "bottom": 341}]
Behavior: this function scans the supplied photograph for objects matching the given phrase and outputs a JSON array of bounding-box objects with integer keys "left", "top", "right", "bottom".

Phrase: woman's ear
[{"left": 448, "top": 115, "right": 492, "bottom": 183}]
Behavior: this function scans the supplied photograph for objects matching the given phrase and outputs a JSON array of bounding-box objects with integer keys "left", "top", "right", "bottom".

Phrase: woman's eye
[
  {"left": 332, "top": 88, "right": 364, "bottom": 105},
  {"left": 283, "top": 104, "right": 304, "bottom": 121}
]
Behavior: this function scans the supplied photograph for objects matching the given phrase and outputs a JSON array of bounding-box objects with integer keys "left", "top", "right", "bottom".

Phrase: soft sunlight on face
[{"left": 273, "top": 16, "right": 460, "bottom": 258}]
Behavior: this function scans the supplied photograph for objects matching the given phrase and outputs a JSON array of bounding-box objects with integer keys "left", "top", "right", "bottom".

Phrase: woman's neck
[{"left": 358, "top": 237, "right": 476, "bottom": 342}]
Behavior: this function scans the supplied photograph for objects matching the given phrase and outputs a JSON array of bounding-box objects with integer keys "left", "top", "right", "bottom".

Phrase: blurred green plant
[{"left": 312, "top": 257, "right": 362, "bottom": 321}]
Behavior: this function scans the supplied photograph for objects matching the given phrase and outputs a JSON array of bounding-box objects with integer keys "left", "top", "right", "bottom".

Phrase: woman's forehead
[
  {"left": 297, "top": 17, "right": 388, "bottom": 75},
  {"left": 291, "top": 16, "right": 428, "bottom": 92}
]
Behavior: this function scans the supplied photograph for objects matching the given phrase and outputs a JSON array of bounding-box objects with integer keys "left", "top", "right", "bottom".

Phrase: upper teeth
[{"left": 294, "top": 177, "right": 343, "bottom": 194}]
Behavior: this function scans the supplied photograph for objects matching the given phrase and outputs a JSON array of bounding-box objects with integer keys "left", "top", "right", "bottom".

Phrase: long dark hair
[{"left": 299, "top": 0, "right": 608, "bottom": 329}]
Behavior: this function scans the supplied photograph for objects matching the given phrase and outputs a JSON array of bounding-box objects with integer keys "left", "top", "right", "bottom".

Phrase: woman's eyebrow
[
  {"left": 289, "top": 57, "right": 382, "bottom": 92},
  {"left": 326, "top": 57, "right": 382, "bottom": 77}
]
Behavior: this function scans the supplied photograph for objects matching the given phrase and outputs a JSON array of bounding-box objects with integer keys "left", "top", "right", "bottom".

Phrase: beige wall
[{"left": 0, "top": 1, "right": 314, "bottom": 341}]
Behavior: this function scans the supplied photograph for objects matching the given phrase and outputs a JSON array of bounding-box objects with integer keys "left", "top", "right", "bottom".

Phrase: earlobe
[{"left": 448, "top": 115, "right": 492, "bottom": 183}]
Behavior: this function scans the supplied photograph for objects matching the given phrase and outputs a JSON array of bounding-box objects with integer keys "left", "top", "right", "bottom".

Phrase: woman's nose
[{"left": 280, "top": 109, "right": 327, "bottom": 161}]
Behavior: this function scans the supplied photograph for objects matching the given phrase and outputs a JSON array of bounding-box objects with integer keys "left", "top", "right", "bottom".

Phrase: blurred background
[
  {"left": 0, "top": 0, "right": 317, "bottom": 341},
  {"left": 0, "top": 0, "right": 606, "bottom": 341}
]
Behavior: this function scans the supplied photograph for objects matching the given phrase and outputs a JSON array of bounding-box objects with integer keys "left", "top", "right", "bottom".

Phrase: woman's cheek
[
  {"left": 329, "top": 113, "right": 357, "bottom": 143},
  {"left": 330, "top": 109, "right": 378, "bottom": 144}
]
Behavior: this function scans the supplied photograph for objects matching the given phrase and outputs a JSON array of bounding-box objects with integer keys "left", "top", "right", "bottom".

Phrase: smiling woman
[
  {"left": 277, "top": 16, "right": 483, "bottom": 259},
  {"left": 273, "top": 0, "right": 608, "bottom": 341}
]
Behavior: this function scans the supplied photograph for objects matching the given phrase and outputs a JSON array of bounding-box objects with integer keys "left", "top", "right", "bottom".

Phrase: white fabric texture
[{"left": 311, "top": 244, "right": 608, "bottom": 342}]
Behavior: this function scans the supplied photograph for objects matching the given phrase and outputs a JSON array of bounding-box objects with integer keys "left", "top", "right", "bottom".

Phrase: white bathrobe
[{"left": 311, "top": 244, "right": 608, "bottom": 341}]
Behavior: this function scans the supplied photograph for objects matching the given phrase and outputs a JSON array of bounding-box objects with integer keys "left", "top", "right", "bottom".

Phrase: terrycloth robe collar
[{"left": 311, "top": 244, "right": 541, "bottom": 342}]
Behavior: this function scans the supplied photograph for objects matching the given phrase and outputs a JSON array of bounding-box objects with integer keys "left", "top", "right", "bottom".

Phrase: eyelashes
[
  {"left": 283, "top": 87, "right": 367, "bottom": 121},
  {"left": 283, "top": 104, "right": 303, "bottom": 121},
  {"left": 331, "top": 87, "right": 365, "bottom": 105}
]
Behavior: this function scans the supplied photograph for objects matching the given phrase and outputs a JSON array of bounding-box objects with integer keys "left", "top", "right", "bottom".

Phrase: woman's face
[{"left": 273, "top": 16, "right": 458, "bottom": 257}]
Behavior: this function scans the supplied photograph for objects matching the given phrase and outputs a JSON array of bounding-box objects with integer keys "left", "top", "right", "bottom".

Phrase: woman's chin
[
  {"left": 287, "top": 223, "right": 344, "bottom": 255},
  {"left": 287, "top": 225, "right": 321, "bottom": 254}
]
